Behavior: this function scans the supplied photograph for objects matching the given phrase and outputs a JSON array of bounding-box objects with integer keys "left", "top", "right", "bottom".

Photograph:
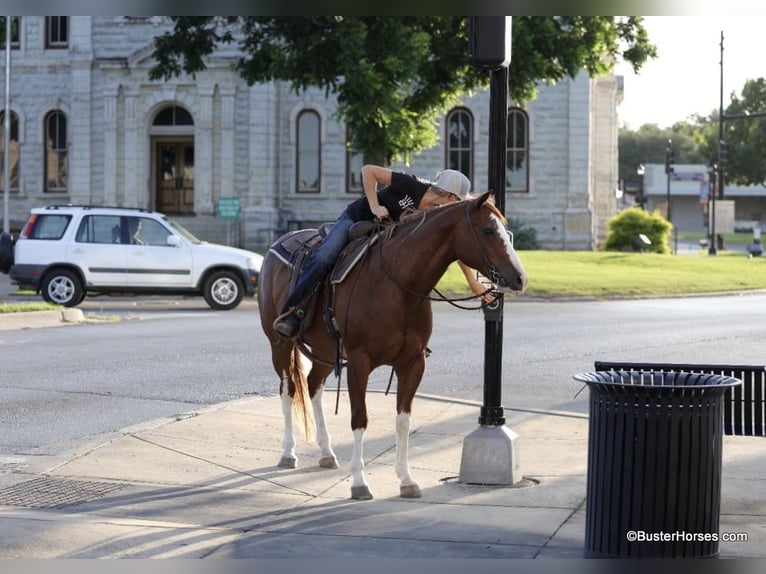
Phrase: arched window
[
  {"left": 0, "top": 111, "right": 19, "bottom": 192},
  {"left": 45, "top": 110, "right": 67, "bottom": 193},
  {"left": 506, "top": 108, "right": 528, "bottom": 193},
  {"left": 296, "top": 110, "right": 321, "bottom": 193},
  {"left": 153, "top": 105, "right": 194, "bottom": 126},
  {"left": 346, "top": 129, "right": 363, "bottom": 194},
  {"left": 446, "top": 108, "right": 473, "bottom": 182}
]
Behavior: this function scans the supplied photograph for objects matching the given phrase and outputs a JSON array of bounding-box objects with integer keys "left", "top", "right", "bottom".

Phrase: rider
[{"left": 273, "top": 164, "right": 492, "bottom": 338}]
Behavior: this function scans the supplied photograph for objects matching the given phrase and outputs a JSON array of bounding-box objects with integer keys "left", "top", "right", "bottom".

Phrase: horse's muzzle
[{"left": 489, "top": 264, "right": 527, "bottom": 294}]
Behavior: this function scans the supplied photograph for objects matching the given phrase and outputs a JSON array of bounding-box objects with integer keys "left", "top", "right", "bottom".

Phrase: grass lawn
[
  {"left": 437, "top": 250, "right": 766, "bottom": 299},
  {"left": 0, "top": 301, "right": 61, "bottom": 313}
]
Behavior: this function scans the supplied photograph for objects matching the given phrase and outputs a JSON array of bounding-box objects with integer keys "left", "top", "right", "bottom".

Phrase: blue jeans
[{"left": 281, "top": 211, "right": 355, "bottom": 313}]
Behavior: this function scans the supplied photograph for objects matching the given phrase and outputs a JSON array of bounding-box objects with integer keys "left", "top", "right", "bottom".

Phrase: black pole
[
  {"left": 710, "top": 30, "right": 724, "bottom": 255},
  {"left": 479, "top": 64, "right": 508, "bottom": 427}
]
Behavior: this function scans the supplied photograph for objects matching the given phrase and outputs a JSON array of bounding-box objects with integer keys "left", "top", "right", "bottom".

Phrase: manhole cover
[{"left": 0, "top": 476, "right": 128, "bottom": 509}]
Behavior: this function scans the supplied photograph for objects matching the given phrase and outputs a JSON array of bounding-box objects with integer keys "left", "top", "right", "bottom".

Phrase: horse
[{"left": 257, "top": 191, "right": 528, "bottom": 500}]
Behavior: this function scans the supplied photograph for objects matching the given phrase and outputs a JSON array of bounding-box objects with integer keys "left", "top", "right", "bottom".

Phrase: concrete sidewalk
[{"left": 0, "top": 390, "right": 763, "bottom": 559}]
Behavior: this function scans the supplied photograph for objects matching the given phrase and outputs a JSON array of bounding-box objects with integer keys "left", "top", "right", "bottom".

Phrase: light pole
[
  {"left": 636, "top": 164, "right": 645, "bottom": 209},
  {"left": 708, "top": 159, "right": 717, "bottom": 255},
  {"left": 664, "top": 140, "right": 675, "bottom": 253}
]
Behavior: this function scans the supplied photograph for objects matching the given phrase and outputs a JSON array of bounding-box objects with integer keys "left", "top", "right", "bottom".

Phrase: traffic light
[
  {"left": 719, "top": 140, "right": 729, "bottom": 166},
  {"left": 664, "top": 145, "right": 676, "bottom": 174}
]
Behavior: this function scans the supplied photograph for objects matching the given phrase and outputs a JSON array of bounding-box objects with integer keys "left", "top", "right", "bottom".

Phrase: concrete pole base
[{"left": 458, "top": 424, "right": 521, "bottom": 485}]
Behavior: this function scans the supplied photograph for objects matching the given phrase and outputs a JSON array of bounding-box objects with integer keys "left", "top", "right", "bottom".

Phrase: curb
[{"left": 0, "top": 309, "right": 85, "bottom": 331}]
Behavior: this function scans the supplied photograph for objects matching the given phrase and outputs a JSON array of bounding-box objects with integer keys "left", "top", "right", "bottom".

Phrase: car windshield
[{"left": 162, "top": 216, "right": 203, "bottom": 244}]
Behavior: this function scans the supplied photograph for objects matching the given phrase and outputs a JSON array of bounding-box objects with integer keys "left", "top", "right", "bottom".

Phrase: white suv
[{"left": 1, "top": 206, "right": 263, "bottom": 310}]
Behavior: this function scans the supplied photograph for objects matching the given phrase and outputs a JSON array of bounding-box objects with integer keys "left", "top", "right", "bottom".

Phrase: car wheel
[
  {"left": 203, "top": 270, "right": 244, "bottom": 310},
  {"left": 0, "top": 232, "right": 13, "bottom": 274},
  {"left": 41, "top": 269, "right": 85, "bottom": 307}
]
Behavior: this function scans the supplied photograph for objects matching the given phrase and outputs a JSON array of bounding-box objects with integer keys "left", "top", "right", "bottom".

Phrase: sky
[{"left": 613, "top": 16, "right": 766, "bottom": 129}]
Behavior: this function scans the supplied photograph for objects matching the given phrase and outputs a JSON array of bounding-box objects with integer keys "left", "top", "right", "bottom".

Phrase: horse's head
[{"left": 458, "top": 192, "right": 528, "bottom": 293}]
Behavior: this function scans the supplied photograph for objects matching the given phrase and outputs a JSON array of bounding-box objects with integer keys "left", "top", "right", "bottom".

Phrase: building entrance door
[{"left": 155, "top": 141, "right": 194, "bottom": 214}]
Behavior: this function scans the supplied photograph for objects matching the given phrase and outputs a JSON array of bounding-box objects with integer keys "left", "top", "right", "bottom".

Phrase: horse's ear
[{"left": 474, "top": 191, "right": 492, "bottom": 207}]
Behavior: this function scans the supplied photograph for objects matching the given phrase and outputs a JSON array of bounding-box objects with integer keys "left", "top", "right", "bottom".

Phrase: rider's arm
[
  {"left": 457, "top": 261, "right": 496, "bottom": 304},
  {"left": 361, "top": 164, "right": 392, "bottom": 220}
]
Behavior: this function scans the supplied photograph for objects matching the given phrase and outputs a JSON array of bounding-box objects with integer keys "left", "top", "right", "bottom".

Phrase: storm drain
[{"left": 0, "top": 476, "right": 128, "bottom": 509}]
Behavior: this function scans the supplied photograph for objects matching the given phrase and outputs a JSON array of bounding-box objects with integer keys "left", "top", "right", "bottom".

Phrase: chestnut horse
[{"left": 258, "top": 192, "right": 527, "bottom": 500}]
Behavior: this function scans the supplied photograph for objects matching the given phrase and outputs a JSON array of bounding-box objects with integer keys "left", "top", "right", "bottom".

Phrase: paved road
[{"left": 3, "top": 272, "right": 766, "bottom": 456}]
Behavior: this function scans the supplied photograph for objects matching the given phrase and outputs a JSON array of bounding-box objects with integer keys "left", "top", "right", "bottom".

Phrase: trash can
[{"left": 573, "top": 370, "right": 742, "bottom": 558}]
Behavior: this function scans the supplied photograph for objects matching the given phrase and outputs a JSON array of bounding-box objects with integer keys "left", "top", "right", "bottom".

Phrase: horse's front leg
[
  {"left": 394, "top": 350, "right": 426, "bottom": 498},
  {"left": 347, "top": 361, "right": 373, "bottom": 500},
  {"left": 395, "top": 412, "right": 421, "bottom": 498}
]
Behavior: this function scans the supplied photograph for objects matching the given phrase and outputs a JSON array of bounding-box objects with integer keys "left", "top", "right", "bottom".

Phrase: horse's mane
[{"left": 385, "top": 193, "right": 507, "bottom": 243}]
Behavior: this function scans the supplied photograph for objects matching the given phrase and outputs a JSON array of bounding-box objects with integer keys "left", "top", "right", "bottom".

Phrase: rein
[{"left": 373, "top": 203, "right": 495, "bottom": 309}]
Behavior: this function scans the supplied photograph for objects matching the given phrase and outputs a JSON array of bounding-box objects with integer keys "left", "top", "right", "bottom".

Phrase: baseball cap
[{"left": 433, "top": 169, "right": 472, "bottom": 199}]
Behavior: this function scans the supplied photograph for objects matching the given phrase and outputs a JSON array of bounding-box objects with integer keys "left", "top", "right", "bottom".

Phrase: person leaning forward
[{"left": 273, "top": 164, "right": 493, "bottom": 338}]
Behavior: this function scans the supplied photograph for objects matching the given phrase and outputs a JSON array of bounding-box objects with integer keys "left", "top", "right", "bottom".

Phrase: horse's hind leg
[
  {"left": 393, "top": 352, "right": 426, "bottom": 498},
  {"left": 307, "top": 364, "right": 339, "bottom": 469},
  {"left": 272, "top": 343, "right": 302, "bottom": 469}
]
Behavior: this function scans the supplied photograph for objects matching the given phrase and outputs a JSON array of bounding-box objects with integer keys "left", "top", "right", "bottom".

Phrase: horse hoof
[
  {"left": 319, "top": 456, "right": 339, "bottom": 469},
  {"left": 350, "top": 486, "right": 373, "bottom": 500},
  {"left": 400, "top": 484, "right": 422, "bottom": 498},
  {"left": 278, "top": 456, "right": 297, "bottom": 469}
]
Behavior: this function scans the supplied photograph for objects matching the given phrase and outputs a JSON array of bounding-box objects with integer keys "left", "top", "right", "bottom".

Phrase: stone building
[{"left": 1, "top": 16, "right": 623, "bottom": 251}]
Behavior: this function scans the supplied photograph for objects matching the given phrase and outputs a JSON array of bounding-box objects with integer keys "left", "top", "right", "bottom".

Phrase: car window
[
  {"left": 76, "top": 215, "right": 122, "bottom": 244},
  {"left": 26, "top": 214, "right": 71, "bottom": 240},
  {"left": 128, "top": 217, "right": 171, "bottom": 246},
  {"left": 162, "top": 216, "right": 201, "bottom": 244}
]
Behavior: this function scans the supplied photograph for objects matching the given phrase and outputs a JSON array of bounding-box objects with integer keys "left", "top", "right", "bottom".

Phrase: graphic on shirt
[{"left": 398, "top": 196, "right": 415, "bottom": 210}]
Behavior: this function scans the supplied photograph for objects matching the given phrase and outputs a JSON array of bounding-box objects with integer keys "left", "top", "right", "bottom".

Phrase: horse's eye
[{"left": 482, "top": 228, "right": 493, "bottom": 237}]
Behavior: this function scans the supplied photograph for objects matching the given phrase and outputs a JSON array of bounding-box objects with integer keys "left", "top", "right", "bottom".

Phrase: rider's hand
[
  {"left": 371, "top": 205, "right": 390, "bottom": 220},
  {"left": 481, "top": 291, "right": 497, "bottom": 305}
]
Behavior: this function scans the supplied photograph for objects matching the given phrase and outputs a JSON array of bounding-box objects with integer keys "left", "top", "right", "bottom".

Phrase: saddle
[
  {"left": 269, "top": 220, "right": 380, "bottom": 320},
  {"left": 269, "top": 220, "right": 379, "bottom": 288}
]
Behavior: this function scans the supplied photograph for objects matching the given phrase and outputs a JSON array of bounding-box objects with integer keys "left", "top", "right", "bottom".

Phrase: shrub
[
  {"left": 603, "top": 207, "right": 671, "bottom": 254},
  {"left": 508, "top": 217, "right": 539, "bottom": 250}
]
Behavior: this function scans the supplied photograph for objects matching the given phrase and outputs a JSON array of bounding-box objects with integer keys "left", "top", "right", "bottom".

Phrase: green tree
[
  {"left": 721, "top": 78, "right": 766, "bottom": 186},
  {"left": 618, "top": 121, "right": 710, "bottom": 189},
  {"left": 149, "top": 16, "right": 655, "bottom": 165}
]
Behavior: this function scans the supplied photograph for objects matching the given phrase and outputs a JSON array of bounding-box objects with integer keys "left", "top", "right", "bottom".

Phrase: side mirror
[{"left": 166, "top": 235, "right": 182, "bottom": 248}]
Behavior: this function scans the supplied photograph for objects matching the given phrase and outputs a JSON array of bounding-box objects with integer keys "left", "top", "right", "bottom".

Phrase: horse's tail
[{"left": 289, "top": 345, "right": 316, "bottom": 443}]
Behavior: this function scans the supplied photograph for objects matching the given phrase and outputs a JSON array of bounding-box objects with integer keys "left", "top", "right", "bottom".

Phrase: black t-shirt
[{"left": 344, "top": 172, "right": 430, "bottom": 222}]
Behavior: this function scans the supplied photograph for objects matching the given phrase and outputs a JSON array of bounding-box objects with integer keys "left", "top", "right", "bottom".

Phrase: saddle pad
[
  {"left": 269, "top": 229, "right": 323, "bottom": 267},
  {"left": 330, "top": 234, "right": 378, "bottom": 284}
]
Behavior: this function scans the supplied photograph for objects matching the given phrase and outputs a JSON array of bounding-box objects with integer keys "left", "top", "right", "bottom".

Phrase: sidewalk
[{"left": 0, "top": 389, "right": 763, "bottom": 559}]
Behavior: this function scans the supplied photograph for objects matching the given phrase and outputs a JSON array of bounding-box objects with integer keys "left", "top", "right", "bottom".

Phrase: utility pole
[
  {"left": 3, "top": 16, "right": 11, "bottom": 234},
  {"left": 712, "top": 30, "right": 725, "bottom": 255}
]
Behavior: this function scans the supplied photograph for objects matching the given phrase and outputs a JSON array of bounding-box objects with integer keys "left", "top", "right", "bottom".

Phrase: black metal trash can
[{"left": 573, "top": 370, "right": 742, "bottom": 558}]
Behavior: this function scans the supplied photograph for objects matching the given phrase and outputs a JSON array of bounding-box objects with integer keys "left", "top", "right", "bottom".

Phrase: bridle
[{"left": 375, "top": 201, "right": 505, "bottom": 310}]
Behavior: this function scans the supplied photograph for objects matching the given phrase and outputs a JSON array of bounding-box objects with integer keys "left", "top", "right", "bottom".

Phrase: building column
[
  {"left": 196, "top": 85, "right": 214, "bottom": 214},
  {"left": 123, "top": 88, "right": 141, "bottom": 208},
  {"left": 103, "top": 87, "right": 119, "bottom": 206}
]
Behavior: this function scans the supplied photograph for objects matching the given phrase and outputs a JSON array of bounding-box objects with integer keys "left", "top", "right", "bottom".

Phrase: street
[{"left": 2, "top": 289, "right": 766, "bottom": 459}]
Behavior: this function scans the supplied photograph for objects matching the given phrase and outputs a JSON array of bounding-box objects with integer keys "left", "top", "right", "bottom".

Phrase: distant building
[
  {"left": 1, "top": 16, "right": 623, "bottom": 251},
  {"left": 637, "top": 163, "right": 766, "bottom": 232}
]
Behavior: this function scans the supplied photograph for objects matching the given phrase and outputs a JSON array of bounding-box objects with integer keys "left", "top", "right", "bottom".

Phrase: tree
[
  {"left": 149, "top": 16, "right": 656, "bottom": 165},
  {"left": 618, "top": 120, "right": 710, "bottom": 188},
  {"left": 721, "top": 78, "right": 766, "bottom": 186}
]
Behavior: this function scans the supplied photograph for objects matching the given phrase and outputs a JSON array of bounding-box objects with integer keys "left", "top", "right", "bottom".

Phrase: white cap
[{"left": 433, "top": 169, "right": 472, "bottom": 199}]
